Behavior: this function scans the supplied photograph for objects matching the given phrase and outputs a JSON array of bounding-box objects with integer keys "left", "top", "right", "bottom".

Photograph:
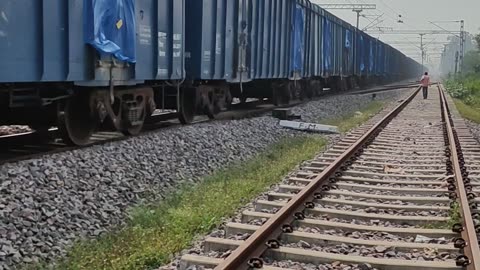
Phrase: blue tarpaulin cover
[
  {"left": 345, "top": 30, "right": 351, "bottom": 49},
  {"left": 378, "top": 43, "right": 384, "bottom": 73},
  {"left": 323, "top": 18, "right": 332, "bottom": 73},
  {"left": 369, "top": 39, "right": 374, "bottom": 72},
  {"left": 84, "top": 0, "right": 136, "bottom": 63},
  {"left": 359, "top": 35, "right": 365, "bottom": 72},
  {"left": 291, "top": 4, "right": 305, "bottom": 75},
  {"left": 345, "top": 29, "right": 352, "bottom": 71}
]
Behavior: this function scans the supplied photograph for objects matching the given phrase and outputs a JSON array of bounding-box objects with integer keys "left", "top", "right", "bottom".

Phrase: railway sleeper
[
  {"left": 225, "top": 221, "right": 457, "bottom": 241},
  {"left": 277, "top": 183, "right": 448, "bottom": 196},
  {"left": 254, "top": 199, "right": 449, "bottom": 214},
  {"left": 266, "top": 190, "right": 451, "bottom": 204},
  {"left": 216, "top": 225, "right": 457, "bottom": 253},
  {"left": 288, "top": 176, "right": 446, "bottom": 187},
  {"left": 242, "top": 208, "right": 448, "bottom": 227},
  {"left": 196, "top": 238, "right": 460, "bottom": 270}
]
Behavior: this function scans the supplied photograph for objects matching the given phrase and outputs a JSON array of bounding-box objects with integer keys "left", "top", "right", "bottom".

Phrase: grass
[
  {"left": 35, "top": 99, "right": 386, "bottom": 270},
  {"left": 453, "top": 98, "right": 480, "bottom": 124},
  {"left": 319, "top": 101, "right": 384, "bottom": 133},
  {"left": 423, "top": 202, "right": 461, "bottom": 229},
  {"left": 445, "top": 75, "right": 480, "bottom": 123}
]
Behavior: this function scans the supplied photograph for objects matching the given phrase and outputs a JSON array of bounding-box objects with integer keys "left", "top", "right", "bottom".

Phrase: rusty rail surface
[
  {"left": 214, "top": 86, "right": 422, "bottom": 270},
  {"left": 439, "top": 84, "right": 480, "bottom": 270}
]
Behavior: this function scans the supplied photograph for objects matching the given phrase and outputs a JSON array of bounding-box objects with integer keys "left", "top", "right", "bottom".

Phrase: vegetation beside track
[
  {"left": 445, "top": 77, "right": 480, "bottom": 123},
  {"left": 423, "top": 201, "right": 461, "bottom": 229},
  {"left": 444, "top": 36, "right": 480, "bottom": 123},
  {"left": 319, "top": 101, "right": 384, "bottom": 133},
  {"left": 40, "top": 100, "right": 387, "bottom": 270}
]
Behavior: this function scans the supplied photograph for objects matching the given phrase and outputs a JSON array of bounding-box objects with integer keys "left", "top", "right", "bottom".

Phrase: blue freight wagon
[
  {"left": 183, "top": 0, "right": 423, "bottom": 107},
  {"left": 0, "top": 0, "right": 186, "bottom": 145}
]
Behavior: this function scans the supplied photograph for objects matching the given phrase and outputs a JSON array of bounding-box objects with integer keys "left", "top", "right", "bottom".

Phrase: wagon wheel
[
  {"left": 289, "top": 81, "right": 302, "bottom": 101},
  {"left": 204, "top": 90, "right": 222, "bottom": 120},
  {"left": 28, "top": 125, "right": 52, "bottom": 142},
  {"left": 316, "top": 82, "right": 324, "bottom": 96},
  {"left": 178, "top": 88, "right": 196, "bottom": 124},
  {"left": 121, "top": 106, "right": 146, "bottom": 136},
  {"left": 225, "top": 89, "right": 234, "bottom": 110},
  {"left": 57, "top": 94, "right": 95, "bottom": 146},
  {"left": 281, "top": 84, "right": 291, "bottom": 105},
  {"left": 272, "top": 86, "right": 280, "bottom": 106},
  {"left": 305, "top": 81, "right": 314, "bottom": 99},
  {"left": 205, "top": 102, "right": 216, "bottom": 119},
  {"left": 239, "top": 95, "right": 247, "bottom": 104}
]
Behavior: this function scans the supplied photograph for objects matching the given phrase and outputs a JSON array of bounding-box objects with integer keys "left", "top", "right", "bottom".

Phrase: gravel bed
[
  {"left": 226, "top": 233, "right": 251, "bottom": 241},
  {"left": 0, "top": 90, "right": 408, "bottom": 268},
  {"left": 356, "top": 156, "right": 447, "bottom": 162},
  {"left": 322, "top": 194, "right": 447, "bottom": 207},
  {"left": 335, "top": 188, "right": 447, "bottom": 197},
  {"left": 183, "top": 266, "right": 212, "bottom": 270},
  {"left": 284, "top": 181, "right": 309, "bottom": 187},
  {"left": 464, "top": 120, "right": 480, "bottom": 146},
  {"left": 362, "top": 151, "right": 445, "bottom": 157},
  {"left": 264, "top": 260, "right": 379, "bottom": 270},
  {"left": 286, "top": 241, "right": 458, "bottom": 261},
  {"left": 339, "top": 181, "right": 444, "bottom": 189},
  {"left": 343, "top": 173, "right": 448, "bottom": 179},
  {"left": 297, "top": 227, "right": 452, "bottom": 244},
  {"left": 0, "top": 126, "right": 31, "bottom": 136},
  {"left": 346, "top": 168, "right": 447, "bottom": 176},
  {"left": 316, "top": 204, "right": 448, "bottom": 217},
  {"left": 245, "top": 218, "right": 269, "bottom": 226},
  {"left": 308, "top": 216, "right": 424, "bottom": 229},
  {"left": 0, "top": 92, "right": 402, "bottom": 268},
  {"left": 353, "top": 159, "right": 446, "bottom": 166}
]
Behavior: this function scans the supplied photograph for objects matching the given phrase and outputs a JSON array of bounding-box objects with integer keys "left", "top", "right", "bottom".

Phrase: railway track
[
  {"left": 179, "top": 84, "right": 480, "bottom": 270},
  {"left": 0, "top": 83, "right": 417, "bottom": 165},
  {"left": 0, "top": 98, "right": 305, "bottom": 165}
]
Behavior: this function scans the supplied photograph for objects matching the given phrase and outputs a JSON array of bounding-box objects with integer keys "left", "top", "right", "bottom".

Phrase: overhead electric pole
[
  {"left": 429, "top": 20, "right": 465, "bottom": 72},
  {"left": 420, "top": 34, "right": 425, "bottom": 67},
  {"left": 455, "top": 51, "right": 459, "bottom": 74},
  {"left": 366, "top": 27, "right": 464, "bottom": 72},
  {"left": 459, "top": 20, "right": 465, "bottom": 72},
  {"left": 319, "top": 4, "right": 376, "bottom": 29}
]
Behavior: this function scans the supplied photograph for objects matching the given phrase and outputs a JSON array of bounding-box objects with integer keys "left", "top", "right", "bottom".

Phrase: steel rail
[
  {"left": 439, "top": 84, "right": 480, "bottom": 270},
  {"left": 214, "top": 86, "right": 422, "bottom": 270}
]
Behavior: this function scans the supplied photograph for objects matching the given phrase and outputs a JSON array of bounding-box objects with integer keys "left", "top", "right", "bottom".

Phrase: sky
[{"left": 311, "top": 0, "right": 480, "bottom": 67}]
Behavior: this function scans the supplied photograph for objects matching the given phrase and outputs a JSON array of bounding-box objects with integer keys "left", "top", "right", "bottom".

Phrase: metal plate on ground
[{"left": 279, "top": 120, "right": 339, "bottom": 134}]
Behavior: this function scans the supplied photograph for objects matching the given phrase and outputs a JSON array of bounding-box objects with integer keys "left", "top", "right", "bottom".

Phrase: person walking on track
[{"left": 420, "top": 72, "right": 430, "bottom": 99}]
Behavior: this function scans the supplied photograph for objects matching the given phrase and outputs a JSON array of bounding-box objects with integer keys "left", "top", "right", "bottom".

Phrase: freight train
[{"left": 0, "top": 0, "right": 423, "bottom": 146}]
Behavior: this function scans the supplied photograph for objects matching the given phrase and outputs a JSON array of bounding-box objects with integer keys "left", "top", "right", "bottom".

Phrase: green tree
[
  {"left": 462, "top": 51, "right": 480, "bottom": 74},
  {"left": 475, "top": 33, "right": 480, "bottom": 51}
]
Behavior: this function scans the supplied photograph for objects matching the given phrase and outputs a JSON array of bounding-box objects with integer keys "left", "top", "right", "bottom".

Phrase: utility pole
[
  {"left": 366, "top": 27, "right": 463, "bottom": 71},
  {"left": 459, "top": 20, "right": 465, "bottom": 72},
  {"left": 420, "top": 34, "right": 425, "bottom": 67},
  {"left": 455, "top": 51, "right": 459, "bottom": 74},
  {"left": 428, "top": 20, "right": 465, "bottom": 73},
  {"left": 354, "top": 9, "right": 362, "bottom": 29},
  {"left": 362, "top": 14, "right": 385, "bottom": 31},
  {"left": 319, "top": 4, "right": 376, "bottom": 29}
]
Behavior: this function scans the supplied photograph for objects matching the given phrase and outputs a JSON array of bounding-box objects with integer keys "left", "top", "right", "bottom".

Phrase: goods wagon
[
  {"left": 184, "top": 0, "right": 305, "bottom": 107},
  {"left": 0, "top": 0, "right": 185, "bottom": 145},
  {"left": 183, "top": 0, "right": 422, "bottom": 110}
]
